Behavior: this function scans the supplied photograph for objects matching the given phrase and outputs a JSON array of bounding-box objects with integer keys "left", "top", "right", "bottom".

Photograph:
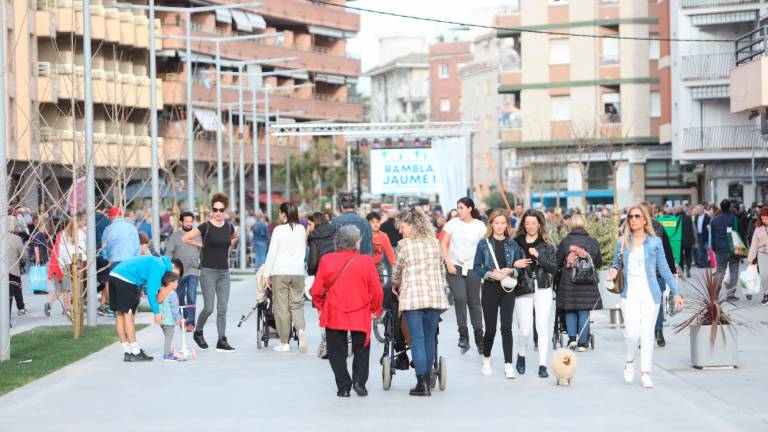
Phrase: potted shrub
[{"left": 674, "top": 271, "right": 739, "bottom": 369}]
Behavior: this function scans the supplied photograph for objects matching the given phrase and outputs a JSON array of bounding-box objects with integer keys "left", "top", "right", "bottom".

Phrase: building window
[
  {"left": 649, "top": 34, "right": 660, "bottom": 60},
  {"left": 549, "top": 38, "right": 570, "bottom": 65},
  {"left": 438, "top": 64, "right": 449, "bottom": 78},
  {"left": 650, "top": 91, "right": 661, "bottom": 118},
  {"left": 602, "top": 92, "right": 621, "bottom": 123},
  {"left": 401, "top": 101, "right": 408, "bottom": 114},
  {"left": 645, "top": 160, "right": 690, "bottom": 188},
  {"left": 440, "top": 98, "right": 451, "bottom": 112},
  {"left": 551, "top": 95, "right": 571, "bottom": 121},
  {"left": 601, "top": 37, "right": 620, "bottom": 64},
  {"left": 587, "top": 162, "right": 611, "bottom": 190}
]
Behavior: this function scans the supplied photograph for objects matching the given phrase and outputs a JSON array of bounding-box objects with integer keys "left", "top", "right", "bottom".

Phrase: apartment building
[
  {"left": 365, "top": 36, "right": 429, "bottom": 122},
  {"left": 428, "top": 41, "right": 471, "bottom": 122},
  {"left": 6, "top": 0, "right": 163, "bottom": 208},
  {"left": 496, "top": 0, "right": 688, "bottom": 210},
  {"left": 670, "top": 0, "right": 767, "bottom": 206},
  {"left": 459, "top": 31, "right": 517, "bottom": 205},
  {"left": 157, "top": 0, "right": 362, "bottom": 206}
]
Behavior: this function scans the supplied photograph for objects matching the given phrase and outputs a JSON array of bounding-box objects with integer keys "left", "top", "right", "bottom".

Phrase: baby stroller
[
  {"left": 380, "top": 299, "right": 447, "bottom": 391},
  {"left": 239, "top": 290, "right": 298, "bottom": 349},
  {"left": 551, "top": 307, "right": 595, "bottom": 351}
]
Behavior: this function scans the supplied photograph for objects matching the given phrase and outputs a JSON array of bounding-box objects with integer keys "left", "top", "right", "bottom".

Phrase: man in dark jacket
[
  {"left": 332, "top": 193, "right": 373, "bottom": 256},
  {"left": 380, "top": 210, "right": 402, "bottom": 250},
  {"left": 694, "top": 204, "right": 711, "bottom": 268},
  {"left": 678, "top": 205, "right": 697, "bottom": 278},
  {"left": 711, "top": 199, "right": 740, "bottom": 300}
]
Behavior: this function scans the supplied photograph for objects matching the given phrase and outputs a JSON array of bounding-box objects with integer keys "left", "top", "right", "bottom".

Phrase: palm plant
[{"left": 674, "top": 270, "right": 740, "bottom": 346}]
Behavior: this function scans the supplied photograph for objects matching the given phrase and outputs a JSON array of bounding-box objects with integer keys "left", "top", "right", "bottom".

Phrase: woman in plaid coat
[{"left": 392, "top": 207, "right": 449, "bottom": 397}]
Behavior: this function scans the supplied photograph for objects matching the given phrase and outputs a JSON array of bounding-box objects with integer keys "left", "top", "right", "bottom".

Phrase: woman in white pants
[
  {"left": 609, "top": 205, "right": 684, "bottom": 388},
  {"left": 513, "top": 209, "right": 558, "bottom": 378}
]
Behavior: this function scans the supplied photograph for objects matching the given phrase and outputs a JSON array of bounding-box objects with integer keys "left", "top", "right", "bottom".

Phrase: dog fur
[{"left": 551, "top": 349, "right": 576, "bottom": 386}]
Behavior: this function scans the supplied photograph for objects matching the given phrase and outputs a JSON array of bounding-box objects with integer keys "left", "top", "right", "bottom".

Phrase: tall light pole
[
  {"left": 83, "top": 0, "right": 97, "bottom": 326},
  {"left": 228, "top": 110, "right": 235, "bottom": 210},
  {"left": 149, "top": 0, "right": 160, "bottom": 252},
  {"left": 238, "top": 64, "right": 247, "bottom": 270},
  {"left": 264, "top": 87, "right": 272, "bottom": 218},
  {"left": 0, "top": 0, "right": 10, "bottom": 360},
  {"left": 252, "top": 75, "right": 260, "bottom": 213},
  {"left": 185, "top": 10, "right": 194, "bottom": 210}
]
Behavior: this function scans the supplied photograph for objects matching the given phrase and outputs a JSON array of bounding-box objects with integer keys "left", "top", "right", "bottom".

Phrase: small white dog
[{"left": 551, "top": 349, "right": 577, "bottom": 386}]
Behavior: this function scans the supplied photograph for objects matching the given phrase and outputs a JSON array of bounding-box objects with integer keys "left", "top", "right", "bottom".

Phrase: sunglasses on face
[
  {"left": 212, "top": 208, "right": 226, "bottom": 213},
  {"left": 628, "top": 214, "right": 643, "bottom": 219}
]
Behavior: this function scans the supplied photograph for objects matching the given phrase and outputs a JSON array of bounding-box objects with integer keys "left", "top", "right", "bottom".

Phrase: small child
[{"left": 158, "top": 272, "right": 182, "bottom": 362}]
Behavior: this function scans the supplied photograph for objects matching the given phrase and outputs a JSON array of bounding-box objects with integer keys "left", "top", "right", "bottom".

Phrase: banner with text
[{"left": 370, "top": 148, "right": 439, "bottom": 195}]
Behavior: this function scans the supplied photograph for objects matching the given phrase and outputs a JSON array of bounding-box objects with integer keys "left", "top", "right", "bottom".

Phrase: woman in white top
[
  {"left": 608, "top": 205, "right": 684, "bottom": 388},
  {"left": 440, "top": 197, "right": 487, "bottom": 354},
  {"left": 263, "top": 202, "right": 308, "bottom": 353}
]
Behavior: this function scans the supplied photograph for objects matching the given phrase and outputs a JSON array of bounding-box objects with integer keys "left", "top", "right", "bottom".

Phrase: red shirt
[
  {"left": 310, "top": 250, "right": 383, "bottom": 345},
  {"left": 372, "top": 231, "right": 395, "bottom": 266}
]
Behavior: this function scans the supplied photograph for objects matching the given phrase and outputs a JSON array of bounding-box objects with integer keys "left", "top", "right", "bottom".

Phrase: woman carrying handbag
[
  {"left": 472, "top": 210, "right": 526, "bottom": 379},
  {"left": 747, "top": 207, "right": 768, "bottom": 305}
]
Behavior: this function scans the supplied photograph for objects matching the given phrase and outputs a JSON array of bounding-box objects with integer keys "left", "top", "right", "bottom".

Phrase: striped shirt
[{"left": 392, "top": 237, "right": 449, "bottom": 312}]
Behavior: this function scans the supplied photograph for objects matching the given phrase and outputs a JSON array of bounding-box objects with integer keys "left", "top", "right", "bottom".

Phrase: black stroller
[
  {"left": 551, "top": 307, "right": 595, "bottom": 351},
  {"left": 380, "top": 298, "right": 446, "bottom": 391},
  {"left": 239, "top": 290, "right": 298, "bottom": 349}
]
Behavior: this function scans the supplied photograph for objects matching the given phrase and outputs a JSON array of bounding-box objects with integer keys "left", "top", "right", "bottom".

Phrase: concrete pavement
[{"left": 1, "top": 269, "right": 767, "bottom": 432}]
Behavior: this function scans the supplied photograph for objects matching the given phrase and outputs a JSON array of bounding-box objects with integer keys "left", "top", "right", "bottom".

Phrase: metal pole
[
  {"left": 752, "top": 140, "right": 757, "bottom": 206},
  {"left": 215, "top": 42, "right": 224, "bottom": 194},
  {"left": 252, "top": 77, "right": 259, "bottom": 213},
  {"left": 149, "top": 0, "right": 160, "bottom": 251},
  {"left": 264, "top": 88, "right": 272, "bottom": 218},
  {"left": 346, "top": 146, "right": 352, "bottom": 191},
  {"left": 356, "top": 140, "right": 362, "bottom": 207},
  {"left": 238, "top": 66, "right": 247, "bottom": 270},
  {"left": 0, "top": 0, "right": 10, "bottom": 360},
  {"left": 83, "top": 0, "right": 97, "bottom": 326},
  {"left": 286, "top": 149, "right": 291, "bottom": 202},
  {"left": 185, "top": 11, "right": 195, "bottom": 210},
  {"left": 228, "top": 110, "right": 235, "bottom": 210}
]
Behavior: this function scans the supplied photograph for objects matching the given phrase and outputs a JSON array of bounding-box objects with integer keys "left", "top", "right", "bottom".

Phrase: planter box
[{"left": 690, "top": 324, "right": 738, "bottom": 369}]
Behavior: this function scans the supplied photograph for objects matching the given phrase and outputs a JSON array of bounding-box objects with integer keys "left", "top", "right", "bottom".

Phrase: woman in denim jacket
[
  {"left": 608, "top": 205, "right": 685, "bottom": 389},
  {"left": 473, "top": 210, "right": 527, "bottom": 378}
]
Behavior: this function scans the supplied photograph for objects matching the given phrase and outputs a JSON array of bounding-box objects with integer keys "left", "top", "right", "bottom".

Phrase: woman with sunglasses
[
  {"left": 608, "top": 205, "right": 684, "bottom": 388},
  {"left": 183, "top": 193, "right": 238, "bottom": 353}
]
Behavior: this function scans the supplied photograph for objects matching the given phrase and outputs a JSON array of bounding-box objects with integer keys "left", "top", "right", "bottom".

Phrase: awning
[
  {"left": 315, "top": 73, "right": 346, "bottom": 85},
  {"left": 246, "top": 12, "right": 266, "bottom": 30},
  {"left": 231, "top": 9, "right": 252, "bottom": 32},
  {"left": 346, "top": 77, "right": 358, "bottom": 84},
  {"left": 308, "top": 25, "right": 344, "bottom": 39},
  {"left": 215, "top": 9, "right": 232, "bottom": 24},
  {"left": 273, "top": 69, "right": 309, "bottom": 80},
  {"left": 193, "top": 108, "right": 225, "bottom": 132}
]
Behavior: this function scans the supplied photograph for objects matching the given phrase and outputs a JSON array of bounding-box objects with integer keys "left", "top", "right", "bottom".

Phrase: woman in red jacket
[{"left": 311, "top": 225, "right": 383, "bottom": 398}]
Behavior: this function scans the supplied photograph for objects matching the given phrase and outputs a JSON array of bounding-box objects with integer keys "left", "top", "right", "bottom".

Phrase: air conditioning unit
[{"left": 37, "top": 62, "right": 52, "bottom": 76}]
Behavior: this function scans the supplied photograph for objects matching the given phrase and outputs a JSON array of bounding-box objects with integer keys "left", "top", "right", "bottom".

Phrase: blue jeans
[
  {"left": 695, "top": 233, "right": 709, "bottom": 267},
  {"left": 176, "top": 275, "right": 199, "bottom": 326},
  {"left": 404, "top": 309, "right": 440, "bottom": 376},
  {"left": 254, "top": 241, "right": 267, "bottom": 268},
  {"left": 655, "top": 276, "right": 666, "bottom": 331},
  {"left": 564, "top": 310, "right": 590, "bottom": 344}
]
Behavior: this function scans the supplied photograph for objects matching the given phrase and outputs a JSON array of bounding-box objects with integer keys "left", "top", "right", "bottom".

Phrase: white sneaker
[
  {"left": 298, "top": 329, "right": 308, "bottom": 353},
  {"left": 641, "top": 374, "right": 655, "bottom": 388},
  {"left": 623, "top": 362, "right": 635, "bottom": 384},
  {"left": 273, "top": 343, "right": 290, "bottom": 352},
  {"left": 481, "top": 357, "right": 492, "bottom": 376},
  {"left": 504, "top": 363, "right": 516, "bottom": 379}
]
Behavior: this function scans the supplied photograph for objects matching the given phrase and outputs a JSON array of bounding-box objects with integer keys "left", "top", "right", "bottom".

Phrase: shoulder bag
[
  {"left": 485, "top": 239, "right": 517, "bottom": 293},
  {"left": 321, "top": 255, "right": 358, "bottom": 300},
  {"left": 607, "top": 237, "right": 625, "bottom": 294},
  {"left": 571, "top": 249, "right": 597, "bottom": 285}
]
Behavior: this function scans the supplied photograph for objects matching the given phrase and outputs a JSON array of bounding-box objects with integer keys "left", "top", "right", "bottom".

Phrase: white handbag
[{"left": 485, "top": 239, "right": 517, "bottom": 293}]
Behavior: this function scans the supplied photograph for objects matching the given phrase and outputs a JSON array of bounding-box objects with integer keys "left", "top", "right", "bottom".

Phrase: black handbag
[
  {"left": 516, "top": 269, "right": 537, "bottom": 296},
  {"left": 571, "top": 253, "right": 597, "bottom": 285}
]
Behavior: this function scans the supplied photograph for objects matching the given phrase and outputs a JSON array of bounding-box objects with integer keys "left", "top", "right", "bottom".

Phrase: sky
[{"left": 346, "top": 0, "right": 511, "bottom": 95}]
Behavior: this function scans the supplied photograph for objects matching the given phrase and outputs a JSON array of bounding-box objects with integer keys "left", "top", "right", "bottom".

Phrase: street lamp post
[
  {"left": 83, "top": 0, "right": 97, "bottom": 326},
  {"left": 238, "top": 64, "right": 247, "bottom": 270},
  {"left": 149, "top": 0, "right": 160, "bottom": 253},
  {"left": 0, "top": 0, "right": 9, "bottom": 360}
]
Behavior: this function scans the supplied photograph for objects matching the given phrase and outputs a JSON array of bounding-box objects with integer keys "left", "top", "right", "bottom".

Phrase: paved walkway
[{"left": 2, "top": 269, "right": 767, "bottom": 431}]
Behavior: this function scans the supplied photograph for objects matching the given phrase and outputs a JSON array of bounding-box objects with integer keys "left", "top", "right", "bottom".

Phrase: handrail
[{"left": 735, "top": 25, "right": 767, "bottom": 66}]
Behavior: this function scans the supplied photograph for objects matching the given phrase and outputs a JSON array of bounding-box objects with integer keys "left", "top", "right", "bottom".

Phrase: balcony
[
  {"left": 161, "top": 25, "right": 360, "bottom": 77},
  {"left": 731, "top": 26, "right": 768, "bottom": 113},
  {"left": 162, "top": 79, "right": 362, "bottom": 122},
  {"left": 681, "top": 53, "right": 735, "bottom": 81},
  {"left": 680, "top": 0, "right": 759, "bottom": 8},
  {"left": 682, "top": 126, "right": 761, "bottom": 152}
]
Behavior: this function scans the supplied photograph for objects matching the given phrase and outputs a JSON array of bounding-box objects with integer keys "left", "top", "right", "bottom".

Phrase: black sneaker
[
  {"left": 538, "top": 365, "right": 549, "bottom": 378},
  {"left": 127, "top": 350, "right": 153, "bottom": 362},
  {"left": 216, "top": 337, "right": 235, "bottom": 352},
  {"left": 193, "top": 331, "right": 209, "bottom": 350},
  {"left": 352, "top": 383, "right": 368, "bottom": 397},
  {"left": 123, "top": 353, "right": 132, "bottom": 362},
  {"left": 655, "top": 330, "right": 666, "bottom": 348},
  {"left": 516, "top": 354, "right": 526, "bottom": 375},
  {"left": 44, "top": 303, "right": 51, "bottom": 317},
  {"left": 762, "top": 294, "right": 768, "bottom": 306},
  {"left": 567, "top": 336, "right": 577, "bottom": 350}
]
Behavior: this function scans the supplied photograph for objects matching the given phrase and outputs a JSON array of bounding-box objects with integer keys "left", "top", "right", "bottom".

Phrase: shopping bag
[
  {"left": 27, "top": 264, "right": 50, "bottom": 293},
  {"left": 727, "top": 227, "right": 748, "bottom": 257},
  {"left": 738, "top": 266, "right": 761, "bottom": 295},
  {"left": 708, "top": 249, "right": 716, "bottom": 268}
]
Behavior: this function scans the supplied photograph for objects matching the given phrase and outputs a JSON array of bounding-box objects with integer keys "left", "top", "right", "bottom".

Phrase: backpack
[{"left": 571, "top": 253, "right": 597, "bottom": 285}]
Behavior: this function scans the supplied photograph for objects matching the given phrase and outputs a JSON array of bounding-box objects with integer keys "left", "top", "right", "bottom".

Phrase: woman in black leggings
[{"left": 472, "top": 210, "right": 527, "bottom": 379}]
